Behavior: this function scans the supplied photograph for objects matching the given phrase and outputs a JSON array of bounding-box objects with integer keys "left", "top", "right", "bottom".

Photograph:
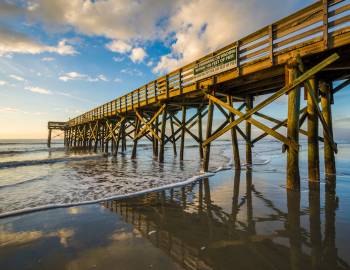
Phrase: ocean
[
  {"left": 1, "top": 139, "right": 350, "bottom": 269},
  {"left": 1, "top": 139, "right": 350, "bottom": 216}
]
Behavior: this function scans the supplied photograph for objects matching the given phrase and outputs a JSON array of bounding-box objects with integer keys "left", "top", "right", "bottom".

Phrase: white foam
[
  {"left": 0, "top": 154, "right": 103, "bottom": 169},
  {"left": 0, "top": 172, "right": 215, "bottom": 219}
]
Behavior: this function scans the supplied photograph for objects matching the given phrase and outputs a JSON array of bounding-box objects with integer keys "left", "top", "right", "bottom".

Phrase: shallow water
[
  {"left": 1, "top": 139, "right": 350, "bottom": 216},
  {"left": 0, "top": 169, "right": 349, "bottom": 269}
]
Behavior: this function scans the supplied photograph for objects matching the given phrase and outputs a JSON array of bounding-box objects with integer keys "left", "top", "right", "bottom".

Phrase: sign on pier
[{"left": 193, "top": 46, "right": 237, "bottom": 81}]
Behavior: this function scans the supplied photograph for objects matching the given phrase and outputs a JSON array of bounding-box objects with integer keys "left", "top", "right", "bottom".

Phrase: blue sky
[{"left": 0, "top": 0, "right": 349, "bottom": 140}]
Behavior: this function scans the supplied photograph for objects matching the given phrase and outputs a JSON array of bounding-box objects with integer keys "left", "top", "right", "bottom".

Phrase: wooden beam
[
  {"left": 202, "top": 53, "right": 339, "bottom": 146},
  {"left": 227, "top": 96, "right": 241, "bottom": 170},
  {"left": 180, "top": 106, "right": 186, "bottom": 161},
  {"left": 246, "top": 97, "right": 253, "bottom": 167},
  {"left": 159, "top": 106, "right": 167, "bottom": 163},
  {"left": 333, "top": 78, "right": 350, "bottom": 94},
  {"left": 170, "top": 115, "right": 177, "bottom": 156},
  {"left": 307, "top": 77, "right": 320, "bottom": 183},
  {"left": 135, "top": 105, "right": 166, "bottom": 140},
  {"left": 203, "top": 99, "right": 214, "bottom": 172},
  {"left": 286, "top": 59, "right": 300, "bottom": 190},
  {"left": 206, "top": 94, "right": 296, "bottom": 150},
  {"left": 320, "top": 81, "right": 336, "bottom": 177},
  {"left": 132, "top": 117, "right": 140, "bottom": 159},
  {"left": 198, "top": 107, "right": 204, "bottom": 159}
]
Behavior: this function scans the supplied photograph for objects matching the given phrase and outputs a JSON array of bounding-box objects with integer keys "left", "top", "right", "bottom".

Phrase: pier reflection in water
[
  {"left": 1, "top": 170, "right": 349, "bottom": 270},
  {"left": 103, "top": 171, "right": 347, "bottom": 270}
]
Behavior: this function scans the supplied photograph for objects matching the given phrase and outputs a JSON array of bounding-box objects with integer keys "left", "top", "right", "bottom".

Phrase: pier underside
[{"left": 49, "top": 0, "right": 350, "bottom": 190}]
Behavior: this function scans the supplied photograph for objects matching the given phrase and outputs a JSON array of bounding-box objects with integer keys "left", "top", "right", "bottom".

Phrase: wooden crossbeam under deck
[
  {"left": 202, "top": 53, "right": 340, "bottom": 147},
  {"left": 135, "top": 105, "right": 166, "bottom": 141}
]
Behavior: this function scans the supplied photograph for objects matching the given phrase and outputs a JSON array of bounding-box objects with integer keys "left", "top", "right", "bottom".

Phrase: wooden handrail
[{"left": 68, "top": 0, "right": 349, "bottom": 126}]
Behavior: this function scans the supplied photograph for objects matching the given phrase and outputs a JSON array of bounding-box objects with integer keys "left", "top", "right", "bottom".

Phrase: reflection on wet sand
[
  {"left": 0, "top": 170, "right": 349, "bottom": 270},
  {"left": 103, "top": 170, "right": 348, "bottom": 270}
]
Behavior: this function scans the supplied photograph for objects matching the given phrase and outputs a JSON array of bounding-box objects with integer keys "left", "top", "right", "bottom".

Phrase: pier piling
[{"left": 50, "top": 0, "right": 349, "bottom": 190}]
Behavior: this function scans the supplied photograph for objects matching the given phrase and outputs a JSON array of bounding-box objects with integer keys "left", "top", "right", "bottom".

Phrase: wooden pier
[{"left": 50, "top": 0, "right": 350, "bottom": 189}]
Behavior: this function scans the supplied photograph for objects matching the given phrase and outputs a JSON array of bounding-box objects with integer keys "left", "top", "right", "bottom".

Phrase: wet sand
[{"left": 1, "top": 169, "right": 350, "bottom": 270}]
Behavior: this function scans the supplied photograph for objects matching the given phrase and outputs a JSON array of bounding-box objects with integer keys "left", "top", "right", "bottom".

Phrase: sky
[{"left": 0, "top": 0, "right": 349, "bottom": 140}]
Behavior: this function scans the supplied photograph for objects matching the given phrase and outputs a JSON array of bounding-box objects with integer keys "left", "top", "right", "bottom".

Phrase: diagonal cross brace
[
  {"left": 202, "top": 53, "right": 340, "bottom": 147},
  {"left": 297, "top": 57, "right": 337, "bottom": 153},
  {"left": 134, "top": 105, "right": 166, "bottom": 141},
  {"left": 105, "top": 118, "right": 125, "bottom": 141},
  {"left": 205, "top": 94, "right": 297, "bottom": 150}
]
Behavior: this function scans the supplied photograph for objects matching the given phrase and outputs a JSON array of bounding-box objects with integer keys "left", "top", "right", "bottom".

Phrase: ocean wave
[
  {"left": 0, "top": 175, "right": 47, "bottom": 189},
  {"left": 0, "top": 172, "right": 215, "bottom": 219},
  {"left": 0, "top": 147, "right": 65, "bottom": 156},
  {"left": 0, "top": 154, "right": 103, "bottom": 169}
]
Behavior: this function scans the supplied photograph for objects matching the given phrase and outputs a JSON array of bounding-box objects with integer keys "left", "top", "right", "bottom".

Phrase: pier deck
[{"left": 50, "top": 0, "right": 350, "bottom": 189}]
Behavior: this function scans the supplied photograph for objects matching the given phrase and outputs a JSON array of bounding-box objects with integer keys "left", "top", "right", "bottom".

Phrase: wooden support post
[
  {"left": 94, "top": 122, "right": 99, "bottom": 152},
  {"left": 307, "top": 77, "right": 320, "bottom": 185},
  {"left": 101, "top": 123, "right": 105, "bottom": 152},
  {"left": 159, "top": 106, "right": 167, "bottom": 163},
  {"left": 47, "top": 128, "right": 52, "bottom": 148},
  {"left": 155, "top": 116, "right": 159, "bottom": 157},
  {"left": 203, "top": 100, "right": 214, "bottom": 172},
  {"left": 245, "top": 96, "right": 253, "bottom": 167},
  {"left": 286, "top": 60, "right": 301, "bottom": 189},
  {"left": 170, "top": 115, "right": 177, "bottom": 156},
  {"left": 227, "top": 96, "right": 241, "bottom": 170},
  {"left": 320, "top": 81, "right": 336, "bottom": 176},
  {"left": 132, "top": 117, "right": 140, "bottom": 159},
  {"left": 198, "top": 107, "right": 204, "bottom": 159},
  {"left": 180, "top": 106, "right": 186, "bottom": 161},
  {"left": 122, "top": 121, "right": 126, "bottom": 152}
]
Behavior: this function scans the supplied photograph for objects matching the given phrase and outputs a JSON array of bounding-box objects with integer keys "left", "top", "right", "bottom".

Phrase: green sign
[{"left": 193, "top": 47, "right": 237, "bottom": 81}]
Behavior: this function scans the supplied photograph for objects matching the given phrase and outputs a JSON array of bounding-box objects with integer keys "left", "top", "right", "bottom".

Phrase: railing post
[
  {"left": 236, "top": 41, "right": 241, "bottom": 76},
  {"left": 137, "top": 89, "right": 140, "bottom": 107},
  {"left": 179, "top": 69, "right": 183, "bottom": 95},
  {"left": 154, "top": 81, "right": 158, "bottom": 101},
  {"left": 269, "top": 25, "right": 274, "bottom": 65},
  {"left": 145, "top": 85, "right": 148, "bottom": 104},
  {"left": 323, "top": 0, "right": 329, "bottom": 49},
  {"left": 166, "top": 75, "right": 169, "bottom": 99}
]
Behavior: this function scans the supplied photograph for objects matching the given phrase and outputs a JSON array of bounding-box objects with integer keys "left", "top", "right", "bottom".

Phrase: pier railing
[{"left": 68, "top": 0, "right": 350, "bottom": 126}]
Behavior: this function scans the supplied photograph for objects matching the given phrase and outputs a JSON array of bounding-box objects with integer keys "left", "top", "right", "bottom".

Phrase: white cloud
[
  {"left": 112, "top": 56, "right": 124, "bottom": 62},
  {"left": 27, "top": 0, "right": 178, "bottom": 41},
  {"left": 0, "top": 107, "right": 19, "bottom": 113},
  {"left": 114, "top": 77, "right": 122, "bottom": 83},
  {"left": 59, "top": 72, "right": 109, "bottom": 82},
  {"left": 0, "top": 28, "right": 77, "bottom": 57},
  {"left": 0, "top": 80, "right": 7, "bottom": 86},
  {"left": 153, "top": 0, "right": 308, "bottom": 73},
  {"left": 25, "top": 86, "right": 52, "bottom": 95},
  {"left": 97, "top": 74, "right": 108, "bottom": 81},
  {"left": 121, "top": 68, "right": 143, "bottom": 77},
  {"left": 106, "top": 40, "right": 131, "bottom": 54},
  {"left": 41, "top": 57, "right": 55, "bottom": 61},
  {"left": 10, "top": 74, "right": 25, "bottom": 81},
  {"left": 6, "top": 0, "right": 309, "bottom": 74},
  {"left": 130, "top": 47, "right": 147, "bottom": 63},
  {"left": 59, "top": 71, "right": 86, "bottom": 82}
]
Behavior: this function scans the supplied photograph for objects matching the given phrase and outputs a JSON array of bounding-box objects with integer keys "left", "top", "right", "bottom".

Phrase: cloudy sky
[{"left": 0, "top": 0, "right": 349, "bottom": 140}]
